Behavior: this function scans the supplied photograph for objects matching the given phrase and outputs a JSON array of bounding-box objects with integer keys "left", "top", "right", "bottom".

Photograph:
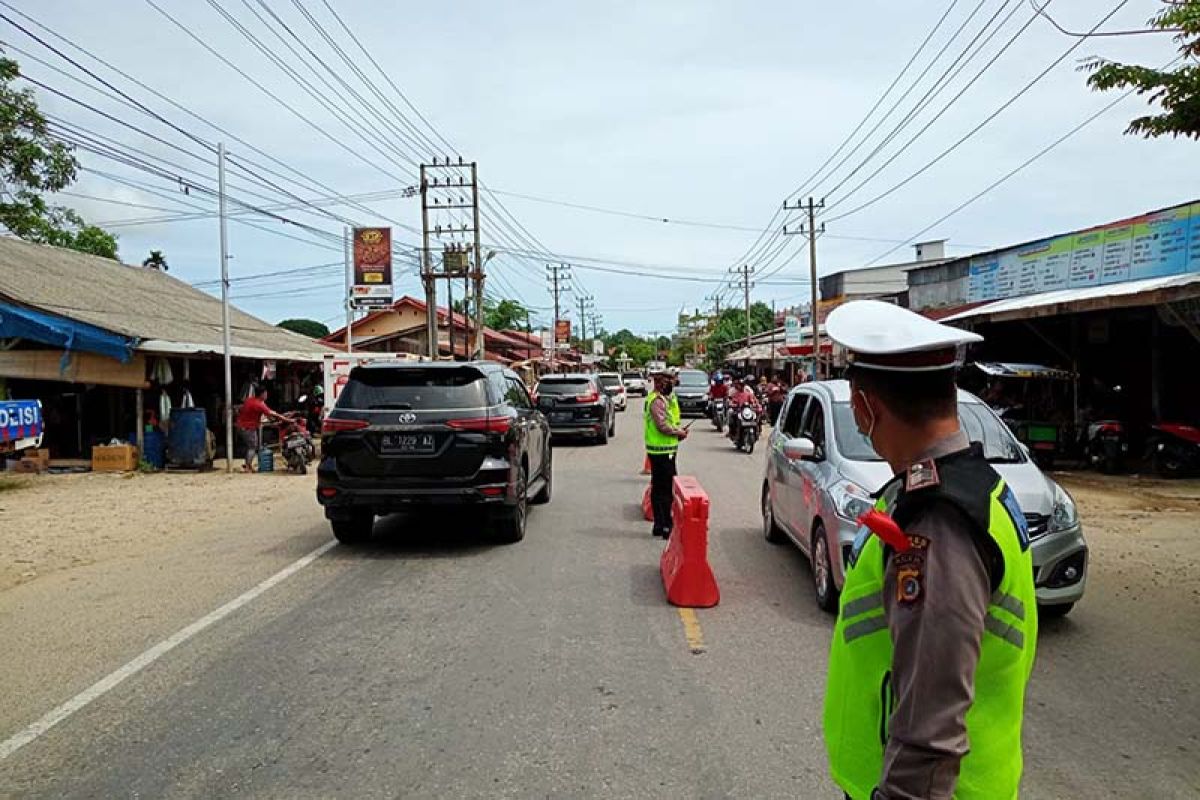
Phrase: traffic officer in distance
[
  {"left": 820, "top": 301, "right": 1037, "bottom": 800},
  {"left": 644, "top": 368, "right": 688, "bottom": 539}
]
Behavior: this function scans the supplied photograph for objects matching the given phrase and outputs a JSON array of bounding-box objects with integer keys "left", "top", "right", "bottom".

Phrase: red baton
[{"left": 857, "top": 509, "right": 911, "bottom": 553}]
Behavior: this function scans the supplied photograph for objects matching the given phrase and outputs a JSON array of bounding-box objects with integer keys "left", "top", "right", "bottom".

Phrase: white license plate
[{"left": 380, "top": 433, "right": 436, "bottom": 454}]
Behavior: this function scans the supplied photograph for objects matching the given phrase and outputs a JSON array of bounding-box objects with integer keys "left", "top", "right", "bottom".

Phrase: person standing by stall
[
  {"left": 235, "top": 386, "right": 287, "bottom": 472},
  {"left": 644, "top": 370, "right": 688, "bottom": 539}
]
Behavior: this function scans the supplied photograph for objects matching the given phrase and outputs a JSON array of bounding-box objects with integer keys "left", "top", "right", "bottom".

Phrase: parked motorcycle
[
  {"left": 1147, "top": 423, "right": 1200, "bottom": 478},
  {"left": 280, "top": 412, "right": 316, "bottom": 474},
  {"left": 1085, "top": 420, "right": 1127, "bottom": 474},
  {"left": 710, "top": 397, "right": 727, "bottom": 432},
  {"left": 732, "top": 404, "right": 761, "bottom": 454}
]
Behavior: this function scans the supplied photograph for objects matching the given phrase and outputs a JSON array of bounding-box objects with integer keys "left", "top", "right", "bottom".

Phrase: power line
[{"left": 822, "top": 0, "right": 1132, "bottom": 224}]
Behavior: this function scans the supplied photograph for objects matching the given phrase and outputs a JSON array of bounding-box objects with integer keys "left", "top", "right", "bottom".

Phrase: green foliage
[
  {"left": 142, "top": 250, "right": 168, "bottom": 271},
  {"left": 484, "top": 298, "right": 530, "bottom": 331},
  {"left": 601, "top": 328, "right": 658, "bottom": 365},
  {"left": 704, "top": 302, "right": 775, "bottom": 358},
  {"left": 1084, "top": 2, "right": 1200, "bottom": 139},
  {"left": 277, "top": 318, "right": 331, "bottom": 338},
  {"left": 0, "top": 54, "right": 118, "bottom": 258}
]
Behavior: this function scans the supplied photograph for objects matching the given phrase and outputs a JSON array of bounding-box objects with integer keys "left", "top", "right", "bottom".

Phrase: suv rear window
[
  {"left": 537, "top": 378, "right": 592, "bottom": 395},
  {"left": 597, "top": 375, "right": 622, "bottom": 388},
  {"left": 338, "top": 366, "right": 491, "bottom": 410},
  {"left": 622, "top": 372, "right": 642, "bottom": 380}
]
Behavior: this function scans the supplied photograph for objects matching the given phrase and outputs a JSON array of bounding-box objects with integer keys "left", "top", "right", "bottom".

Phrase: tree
[
  {"left": 0, "top": 54, "right": 119, "bottom": 258},
  {"left": 1084, "top": 2, "right": 1200, "bottom": 140},
  {"left": 277, "top": 318, "right": 330, "bottom": 338},
  {"left": 484, "top": 298, "right": 529, "bottom": 331},
  {"left": 142, "top": 250, "right": 168, "bottom": 271},
  {"left": 704, "top": 302, "right": 775, "bottom": 359}
]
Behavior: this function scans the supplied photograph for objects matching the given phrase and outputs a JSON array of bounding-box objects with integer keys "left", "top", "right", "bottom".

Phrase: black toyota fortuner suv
[{"left": 317, "top": 361, "right": 552, "bottom": 545}]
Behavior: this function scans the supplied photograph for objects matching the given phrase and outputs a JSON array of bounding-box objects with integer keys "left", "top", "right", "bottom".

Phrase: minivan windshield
[
  {"left": 338, "top": 367, "right": 490, "bottom": 410},
  {"left": 831, "top": 401, "right": 1026, "bottom": 464},
  {"left": 677, "top": 370, "right": 708, "bottom": 388},
  {"left": 621, "top": 371, "right": 642, "bottom": 380}
]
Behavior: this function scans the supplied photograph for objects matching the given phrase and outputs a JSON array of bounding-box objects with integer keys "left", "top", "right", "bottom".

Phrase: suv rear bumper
[
  {"left": 316, "top": 458, "right": 515, "bottom": 517},
  {"left": 547, "top": 420, "right": 607, "bottom": 437}
]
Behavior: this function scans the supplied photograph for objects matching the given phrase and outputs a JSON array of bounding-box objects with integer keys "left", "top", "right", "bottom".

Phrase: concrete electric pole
[
  {"left": 784, "top": 197, "right": 825, "bottom": 379},
  {"left": 547, "top": 263, "right": 571, "bottom": 372},
  {"left": 730, "top": 264, "right": 755, "bottom": 349}
]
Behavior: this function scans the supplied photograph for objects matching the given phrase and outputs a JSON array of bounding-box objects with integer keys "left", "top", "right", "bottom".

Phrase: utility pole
[
  {"left": 419, "top": 163, "right": 436, "bottom": 358},
  {"left": 576, "top": 294, "right": 594, "bottom": 346},
  {"left": 546, "top": 263, "right": 571, "bottom": 373},
  {"left": 729, "top": 264, "right": 755, "bottom": 349},
  {"left": 470, "top": 161, "right": 484, "bottom": 360},
  {"left": 784, "top": 197, "right": 825, "bottom": 379},
  {"left": 343, "top": 227, "right": 353, "bottom": 355},
  {"left": 217, "top": 142, "right": 233, "bottom": 474},
  {"left": 421, "top": 157, "right": 481, "bottom": 360}
]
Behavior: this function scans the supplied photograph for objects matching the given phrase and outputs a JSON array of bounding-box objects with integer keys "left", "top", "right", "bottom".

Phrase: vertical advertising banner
[
  {"left": 351, "top": 227, "right": 393, "bottom": 309},
  {"left": 554, "top": 319, "right": 571, "bottom": 348},
  {"left": 784, "top": 315, "right": 801, "bottom": 347}
]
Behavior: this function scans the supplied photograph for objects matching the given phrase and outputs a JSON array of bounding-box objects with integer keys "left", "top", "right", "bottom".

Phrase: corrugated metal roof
[
  {"left": 0, "top": 237, "right": 333, "bottom": 358},
  {"left": 942, "top": 273, "right": 1200, "bottom": 324}
]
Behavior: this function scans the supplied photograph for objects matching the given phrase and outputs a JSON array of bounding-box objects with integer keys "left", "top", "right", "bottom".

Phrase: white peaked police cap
[{"left": 825, "top": 300, "right": 983, "bottom": 372}]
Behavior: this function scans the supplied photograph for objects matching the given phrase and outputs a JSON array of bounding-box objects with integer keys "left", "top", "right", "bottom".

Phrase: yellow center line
[{"left": 677, "top": 607, "right": 706, "bottom": 654}]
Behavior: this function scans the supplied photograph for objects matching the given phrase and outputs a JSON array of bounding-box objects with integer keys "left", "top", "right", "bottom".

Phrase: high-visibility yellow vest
[
  {"left": 644, "top": 391, "right": 681, "bottom": 455},
  {"left": 824, "top": 444, "right": 1038, "bottom": 800}
]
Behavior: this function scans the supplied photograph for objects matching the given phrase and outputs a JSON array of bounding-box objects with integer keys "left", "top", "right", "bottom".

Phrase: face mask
[{"left": 661, "top": 383, "right": 674, "bottom": 396}]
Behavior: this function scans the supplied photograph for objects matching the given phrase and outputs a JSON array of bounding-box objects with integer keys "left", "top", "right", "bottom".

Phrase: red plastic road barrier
[
  {"left": 640, "top": 455, "right": 651, "bottom": 475},
  {"left": 660, "top": 475, "right": 719, "bottom": 608},
  {"left": 642, "top": 484, "right": 654, "bottom": 521}
]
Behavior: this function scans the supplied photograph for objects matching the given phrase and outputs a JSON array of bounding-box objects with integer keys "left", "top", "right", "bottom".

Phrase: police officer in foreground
[
  {"left": 644, "top": 369, "right": 688, "bottom": 538},
  {"left": 821, "top": 301, "right": 1037, "bottom": 800}
]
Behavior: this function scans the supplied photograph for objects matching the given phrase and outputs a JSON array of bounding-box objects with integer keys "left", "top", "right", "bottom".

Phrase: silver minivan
[{"left": 762, "top": 380, "right": 1087, "bottom": 616}]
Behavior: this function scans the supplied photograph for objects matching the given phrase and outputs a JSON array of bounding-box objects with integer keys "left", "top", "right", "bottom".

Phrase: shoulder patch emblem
[
  {"left": 896, "top": 566, "right": 923, "bottom": 605},
  {"left": 905, "top": 458, "right": 940, "bottom": 492}
]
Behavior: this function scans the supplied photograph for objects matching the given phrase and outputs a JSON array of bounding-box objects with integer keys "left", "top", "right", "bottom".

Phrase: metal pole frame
[{"left": 218, "top": 143, "right": 234, "bottom": 473}]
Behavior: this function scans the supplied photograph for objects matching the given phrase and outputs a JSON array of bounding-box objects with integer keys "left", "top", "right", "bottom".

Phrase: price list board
[{"left": 967, "top": 202, "right": 1200, "bottom": 303}]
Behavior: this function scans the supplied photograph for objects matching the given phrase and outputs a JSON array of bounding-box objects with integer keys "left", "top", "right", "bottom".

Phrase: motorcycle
[
  {"left": 280, "top": 411, "right": 316, "bottom": 474},
  {"left": 710, "top": 397, "right": 728, "bottom": 432},
  {"left": 1085, "top": 420, "right": 1127, "bottom": 474},
  {"left": 1147, "top": 423, "right": 1200, "bottom": 478},
  {"left": 732, "top": 404, "right": 761, "bottom": 454}
]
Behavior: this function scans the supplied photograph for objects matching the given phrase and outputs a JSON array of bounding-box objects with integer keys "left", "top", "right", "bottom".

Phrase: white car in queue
[{"left": 762, "top": 380, "right": 1088, "bottom": 617}]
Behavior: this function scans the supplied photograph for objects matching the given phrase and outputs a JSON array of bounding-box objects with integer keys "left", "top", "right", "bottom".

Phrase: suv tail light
[
  {"left": 322, "top": 418, "right": 370, "bottom": 434},
  {"left": 576, "top": 390, "right": 600, "bottom": 403},
  {"left": 446, "top": 417, "right": 511, "bottom": 434}
]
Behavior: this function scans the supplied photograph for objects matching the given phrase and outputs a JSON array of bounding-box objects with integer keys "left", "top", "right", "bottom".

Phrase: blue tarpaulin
[{"left": 0, "top": 302, "right": 135, "bottom": 363}]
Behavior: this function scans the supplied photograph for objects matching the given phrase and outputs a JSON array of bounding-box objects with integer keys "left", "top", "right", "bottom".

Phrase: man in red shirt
[{"left": 236, "top": 386, "right": 286, "bottom": 471}]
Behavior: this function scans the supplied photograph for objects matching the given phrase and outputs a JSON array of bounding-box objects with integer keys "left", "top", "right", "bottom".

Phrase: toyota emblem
[{"left": 398, "top": 412, "right": 417, "bottom": 424}]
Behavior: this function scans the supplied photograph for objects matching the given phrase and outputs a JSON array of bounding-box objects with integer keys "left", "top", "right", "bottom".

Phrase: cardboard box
[
  {"left": 13, "top": 458, "right": 43, "bottom": 474},
  {"left": 92, "top": 444, "right": 139, "bottom": 472},
  {"left": 24, "top": 448, "right": 50, "bottom": 469}
]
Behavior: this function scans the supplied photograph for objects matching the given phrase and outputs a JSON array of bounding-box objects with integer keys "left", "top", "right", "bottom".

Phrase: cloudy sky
[{"left": 8, "top": 0, "right": 1198, "bottom": 335}]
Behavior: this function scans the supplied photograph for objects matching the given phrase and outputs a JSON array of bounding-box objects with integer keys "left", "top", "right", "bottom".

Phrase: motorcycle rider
[{"left": 727, "top": 379, "right": 762, "bottom": 441}]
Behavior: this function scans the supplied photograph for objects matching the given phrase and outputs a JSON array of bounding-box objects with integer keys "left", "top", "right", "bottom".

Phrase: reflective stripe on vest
[
  {"left": 823, "top": 477, "right": 1038, "bottom": 800},
  {"left": 644, "top": 391, "right": 680, "bottom": 455}
]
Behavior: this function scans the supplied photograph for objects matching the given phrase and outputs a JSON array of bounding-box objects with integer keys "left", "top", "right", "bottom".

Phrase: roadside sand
[{"left": 0, "top": 465, "right": 314, "bottom": 591}]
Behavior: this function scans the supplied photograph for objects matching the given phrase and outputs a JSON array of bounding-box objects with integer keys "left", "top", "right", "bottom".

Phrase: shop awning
[
  {"left": 137, "top": 339, "right": 331, "bottom": 363},
  {"left": 0, "top": 302, "right": 135, "bottom": 363},
  {"left": 971, "top": 362, "right": 1074, "bottom": 380},
  {"left": 942, "top": 273, "right": 1200, "bottom": 325}
]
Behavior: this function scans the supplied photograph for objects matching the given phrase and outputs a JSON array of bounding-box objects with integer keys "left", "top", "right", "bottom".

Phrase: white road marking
[{"left": 0, "top": 539, "right": 338, "bottom": 761}]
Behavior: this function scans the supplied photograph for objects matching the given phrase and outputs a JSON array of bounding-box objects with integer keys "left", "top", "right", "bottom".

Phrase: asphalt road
[{"left": 1, "top": 399, "right": 1197, "bottom": 798}]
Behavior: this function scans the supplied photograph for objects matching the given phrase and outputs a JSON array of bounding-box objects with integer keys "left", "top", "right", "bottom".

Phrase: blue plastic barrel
[
  {"left": 167, "top": 407, "right": 208, "bottom": 468},
  {"left": 131, "top": 429, "right": 166, "bottom": 469},
  {"left": 257, "top": 447, "right": 274, "bottom": 473}
]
